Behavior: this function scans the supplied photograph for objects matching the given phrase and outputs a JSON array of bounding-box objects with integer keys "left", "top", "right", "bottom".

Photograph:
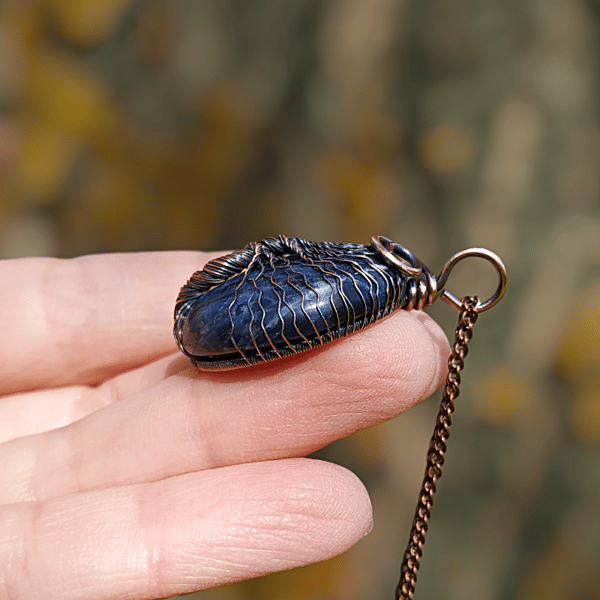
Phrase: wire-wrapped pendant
[{"left": 174, "top": 235, "right": 506, "bottom": 370}]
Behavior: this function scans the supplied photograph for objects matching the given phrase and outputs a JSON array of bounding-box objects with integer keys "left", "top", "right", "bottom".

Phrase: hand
[{"left": 0, "top": 251, "right": 449, "bottom": 600}]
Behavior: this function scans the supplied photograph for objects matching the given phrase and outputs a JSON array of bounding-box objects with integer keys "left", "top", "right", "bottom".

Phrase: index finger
[{"left": 0, "top": 251, "right": 215, "bottom": 396}]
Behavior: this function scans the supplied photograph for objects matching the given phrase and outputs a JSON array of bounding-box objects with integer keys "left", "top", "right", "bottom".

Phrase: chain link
[{"left": 395, "top": 296, "right": 480, "bottom": 600}]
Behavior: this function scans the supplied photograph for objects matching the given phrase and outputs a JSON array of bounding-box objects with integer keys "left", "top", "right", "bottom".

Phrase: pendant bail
[{"left": 436, "top": 248, "right": 507, "bottom": 313}]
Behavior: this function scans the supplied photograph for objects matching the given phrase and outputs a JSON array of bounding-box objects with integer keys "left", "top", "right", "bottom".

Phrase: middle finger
[{"left": 0, "top": 311, "right": 448, "bottom": 504}]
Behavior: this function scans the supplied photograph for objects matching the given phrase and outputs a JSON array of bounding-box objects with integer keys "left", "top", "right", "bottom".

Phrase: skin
[{"left": 0, "top": 251, "right": 449, "bottom": 600}]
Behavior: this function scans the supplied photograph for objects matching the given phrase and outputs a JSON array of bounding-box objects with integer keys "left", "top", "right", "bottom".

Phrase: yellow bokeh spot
[
  {"left": 568, "top": 382, "right": 600, "bottom": 444},
  {"left": 516, "top": 533, "right": 586, "bottom": 600},
  {"left": 470, "top": 365, "right": 533, "bottom": 426},
  {"left": 78, "top": 165, "right": 144, "bottom": 231},
  {"left": 315, "top": 149, "right": 399, "bottom": 237},
  {"left": 43, "top": 0, "right": 137, "bottom": 47},
  {"left": 25, "top": 48, "right": 116, "bottom": 141},
  {"left": 10, "top": 119, "right": 81, "bottom": 205},
  {"left": 246, "top": 554, "right": 349, "bottom": 599},
  {"left": 191, "top": 82, "right": 259, "bottom": 197},
  {"left": 555, "top": 288, "right": 600, "bottom": 380},
  {"left": 346, "top": 425, "right": 385, "bottom": 468},
  {"left": 418, "top": 122, "right": 477, "bottom": 176},
  {"left": 0, "top": 3, "right": 44, "bottom": 48}
]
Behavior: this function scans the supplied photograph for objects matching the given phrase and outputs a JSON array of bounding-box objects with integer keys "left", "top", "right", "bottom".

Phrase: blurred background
[{"left": 1, "top": 0, "right": 599, "bottom": 598}]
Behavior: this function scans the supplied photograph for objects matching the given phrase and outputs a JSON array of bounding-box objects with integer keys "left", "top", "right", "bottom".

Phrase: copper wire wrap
[{"left": 395, "top": 296, "right": 480, "bottom": 600}]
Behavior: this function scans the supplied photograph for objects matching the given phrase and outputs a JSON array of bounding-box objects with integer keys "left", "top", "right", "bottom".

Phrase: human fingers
[
  {"left": 0, "top": 353, "right": 180, "bottom": 444},
  {"left": 0, "top": 310, "right": 449, "bottom": 504},
  {"left": 0, "top": 251, "right": 216, "bottom": 396},
  {"left": 0, "top": 458, "right": 371, "bottom": 600}
]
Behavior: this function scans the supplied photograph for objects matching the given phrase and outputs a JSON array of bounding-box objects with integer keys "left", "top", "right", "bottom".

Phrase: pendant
[{"left": 173, "top": 235, "right": 506, "bottom": 369}]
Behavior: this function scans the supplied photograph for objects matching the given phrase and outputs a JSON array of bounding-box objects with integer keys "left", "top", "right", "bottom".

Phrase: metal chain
[{"left": 395, "top": 296, "right": 480, "bottom": 600}]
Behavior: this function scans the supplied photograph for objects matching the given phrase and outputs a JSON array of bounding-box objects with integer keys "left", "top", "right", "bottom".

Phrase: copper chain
[{"left": 395, "top": 296, "right": 480, "bottom": 600}]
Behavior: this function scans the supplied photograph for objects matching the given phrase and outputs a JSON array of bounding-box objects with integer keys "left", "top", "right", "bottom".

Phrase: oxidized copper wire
[{"left": 395, "top": 296, "right": 480, "bottom": 600}]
